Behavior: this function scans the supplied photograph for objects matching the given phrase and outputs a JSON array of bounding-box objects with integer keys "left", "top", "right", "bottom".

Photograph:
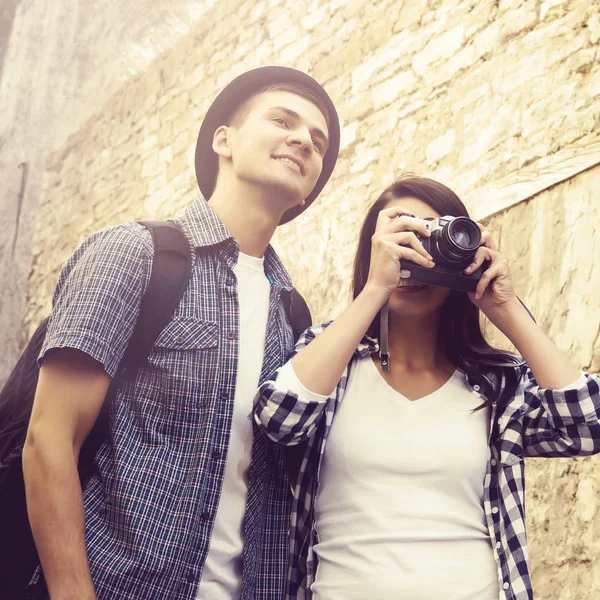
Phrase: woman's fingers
[
  {"left": 384, "top": 231, "right": 433, "bottom": 262},
  {"left": 464, "top": 245, "right": 490, "bottom": 274},
  {"left": 474, "top": 260, "right": 500, "bottom": 299},
  {"left": 477, "top": 223, "right": 497, "bottom": 251},
  {"left": 382, "top": 241, "right": 434, "bottom": 270},
  {"left": 473, "top": 249, "right": 511, "bottom": 300},
  {"left": 386, "top": 215, "right": 432, "bottom": 239},
  {"left": 377, "top": 205, "right": 415, "bottom": 223},
  {"left": 375, "top": 209, "right": 432, "bottom": 239}
]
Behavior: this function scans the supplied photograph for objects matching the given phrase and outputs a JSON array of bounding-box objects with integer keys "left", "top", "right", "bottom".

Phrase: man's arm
[{"left": 22, "top": 348, "right": 111, "bottom": 600}]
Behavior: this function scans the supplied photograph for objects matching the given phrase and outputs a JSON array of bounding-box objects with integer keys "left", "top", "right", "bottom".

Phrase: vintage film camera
[{"left": 400, "top": 214, "right": 484, "bottom": 292}]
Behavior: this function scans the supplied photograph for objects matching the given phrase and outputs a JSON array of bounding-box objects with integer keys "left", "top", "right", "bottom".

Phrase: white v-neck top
[{"left": 277, "top": 356, "right": 499, "bottom": 600}]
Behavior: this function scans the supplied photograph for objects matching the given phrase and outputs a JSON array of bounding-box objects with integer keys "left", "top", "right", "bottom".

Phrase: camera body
[{"left": 401, "top": 215, "right": 484, "bottom": 292}]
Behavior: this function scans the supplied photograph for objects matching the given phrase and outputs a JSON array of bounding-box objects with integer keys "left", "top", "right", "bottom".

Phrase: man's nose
[{"left": 288, "top": 128, "right": 313, "bottom": 155}]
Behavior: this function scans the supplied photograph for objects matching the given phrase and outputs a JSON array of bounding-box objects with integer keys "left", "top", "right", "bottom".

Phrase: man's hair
[{"left": 228, "top": 83, "right": 330, "bottom": 129}]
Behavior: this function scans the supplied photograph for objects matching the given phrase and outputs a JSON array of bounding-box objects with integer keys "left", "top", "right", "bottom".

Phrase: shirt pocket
[
  {"left": 154, "top": 316, "right": 218, "bottom": 350},
  {"left": 145, "top": 317, "right": 219, "bottom": 409}
]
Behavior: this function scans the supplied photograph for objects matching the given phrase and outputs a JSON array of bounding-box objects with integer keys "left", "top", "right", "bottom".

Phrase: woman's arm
[
  {"left": 486, "top": 297, "right": 581, "bottom": 389},
  {"left": 466, "top": 225, "right": 600, "bottom": 457},
  {"left": 254, "top": 206, "right": 435, "bottom": 443},
  {"left": 466, "top": 226, "right": 581, "bottom": 388},
  {"left": 290, "top": 284, "right": 388, "bottom": 395},
  {"left": 519, "top": 368, "right": 600, "bottom": 457},
  {"left": 292, "top": 206, "right": 433, "bottom": 395},
  {"left": 254, "top": 324, "right": 335, "bottom": 445}
]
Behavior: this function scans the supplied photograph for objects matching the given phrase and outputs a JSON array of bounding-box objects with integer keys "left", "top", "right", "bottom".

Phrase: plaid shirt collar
[{"left": 179, "top": 197, "right": 292, "bottom": 289}]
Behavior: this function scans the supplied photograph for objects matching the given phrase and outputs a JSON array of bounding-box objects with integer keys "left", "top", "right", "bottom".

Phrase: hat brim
[{"left": 195, "top": 66, "right": 340, "bottom": 225}]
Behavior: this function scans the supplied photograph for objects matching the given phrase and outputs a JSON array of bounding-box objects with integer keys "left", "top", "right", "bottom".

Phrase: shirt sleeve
[
  {"left": 40, "top": 222, "right": 153, "bottom": 378},
  {"left": 522, "top": 368, "right": 600, "bottom": 457},
  {"left": 253, "top": 322, "right": 335, "bottom": 446},
  {"left": 275, "top": 361, "right": 331, "bottom": 404}
]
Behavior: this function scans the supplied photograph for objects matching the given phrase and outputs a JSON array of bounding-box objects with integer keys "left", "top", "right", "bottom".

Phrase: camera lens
[{"left": 437, "top": 217, "right": 481, "bottom": 265}]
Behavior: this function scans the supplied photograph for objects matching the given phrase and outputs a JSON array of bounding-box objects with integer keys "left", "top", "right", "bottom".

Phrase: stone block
[
  {"left": 141, "top": 153, "right": 158, "bottom": 178},
  {"left": 141, "top": 134, "right": 158, "bottom": 151},
  {"left": 159, "top": 146, "right": 173, "bottom": 165},
  {"left": 371, "top": 69, "right": 417, "bottom": 110},
  {"left": 302, "top": 7, "right": 328, "bottom": 32},
  {"left": 412, "top": 24, "right": 465, "bottom": 75},
  {"left": 167, "top": 152, "right": 189, "bottom": 181},
  {"left": 159, "top": 93, "right": 190, "bottom": 124},
  {"left": 425, "top": 129, "right": 456, "bottom": 165}
]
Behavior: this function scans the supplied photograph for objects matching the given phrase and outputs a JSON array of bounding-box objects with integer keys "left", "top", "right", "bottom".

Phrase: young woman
[{"left": 253, "top": 176, "right": 600, "bottom": 600}]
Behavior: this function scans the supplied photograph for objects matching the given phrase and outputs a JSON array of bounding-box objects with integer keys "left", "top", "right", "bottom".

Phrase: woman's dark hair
[{"left": 351, "top": 175, "right": 523, "bottom": 407}]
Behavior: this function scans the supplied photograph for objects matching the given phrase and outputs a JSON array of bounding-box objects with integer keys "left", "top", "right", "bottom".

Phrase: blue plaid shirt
[
  {"left": 254, "top": 322, "right": 600, "bottom": 600},
  {"left": 32, "top": 198, "right": 295, "bottom": 599}
]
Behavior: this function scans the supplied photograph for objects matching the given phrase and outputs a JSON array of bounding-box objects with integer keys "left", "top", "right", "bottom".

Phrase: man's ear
[{"left": 212, "top": 125, "right": 233, "bottom": 158}]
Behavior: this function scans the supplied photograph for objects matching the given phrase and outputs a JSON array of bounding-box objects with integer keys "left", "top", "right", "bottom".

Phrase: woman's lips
[{"left": 394, "top": 282, "right": 428, "bottom": 294}]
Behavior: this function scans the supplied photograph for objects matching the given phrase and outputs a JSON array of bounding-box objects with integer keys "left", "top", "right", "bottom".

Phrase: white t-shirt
[
  {"left": 197, "top": 252, "right": 270, "bottom": 600},
  {"left": 277, "top": 356, "right": 499, "bottom": 600}
]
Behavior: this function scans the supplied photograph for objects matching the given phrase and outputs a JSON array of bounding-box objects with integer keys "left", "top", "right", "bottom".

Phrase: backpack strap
[
  {"left": 80, "top": 221, "right": 192, "bottom": 477},
  {"left": 121, "top": 221, "right": 192, "bottom": 369},
  {"left": 280, "top": 288, "right": 312, "bottom": 490},
  {"left": 281, "top": 287, "right": 312, "bottom": 342}
]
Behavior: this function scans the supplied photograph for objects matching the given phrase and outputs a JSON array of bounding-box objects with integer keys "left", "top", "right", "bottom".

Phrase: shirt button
[
  {"left": 490, "top": 458, "right": 497, "bottom": 466},
  {"left": 503, "top": 582, "right": 510, "bottom": 590},
  {"left": 226, "top": 330, "right": 235, "bottom": 341},
  {"left": 186, "top": 571, "right": 195, "bottom": 584},
  {"left": 495, "top": 541, "right": 501, "bottom": 549},
  {"left": 492, "top": 507, "right": 499, "bottom": 514},
  {"left": 200, "top": 511, "right": 211, "bottom": 521},
  {"left": 174, "top": 336, "right": 184, "bottom": 346},
  {"left": 220, "top": 392, "right": 228, "bottom": 401},
  {"left": 473, "top": 384, "right": 481, "bottom": 391},
  {"left": 212, "top": 450, "right": 221, "bottom": 460}
]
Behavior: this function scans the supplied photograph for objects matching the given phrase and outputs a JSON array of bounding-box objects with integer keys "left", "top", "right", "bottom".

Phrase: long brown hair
[{"left": 352, "top": 175, "right": 523, "bottom": 405}]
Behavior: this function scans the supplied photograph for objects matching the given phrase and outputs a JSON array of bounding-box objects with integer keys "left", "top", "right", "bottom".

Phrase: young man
[{"left": 22, "top": 66, "right": 340, "bottom": 600}]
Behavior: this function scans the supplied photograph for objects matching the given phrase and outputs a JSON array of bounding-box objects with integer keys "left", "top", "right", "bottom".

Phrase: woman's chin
[{"left": 388, "top": 284, "right": 450, "bottom": 316}]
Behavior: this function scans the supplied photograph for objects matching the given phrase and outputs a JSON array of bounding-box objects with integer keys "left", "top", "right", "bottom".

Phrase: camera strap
[{"left": 379, "top": 300, "right": 391, "bottom": 372}]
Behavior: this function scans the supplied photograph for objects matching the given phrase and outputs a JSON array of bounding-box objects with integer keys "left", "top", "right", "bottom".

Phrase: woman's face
[{"left": 385, "top": 196, "right": 452, "bottom": 318}]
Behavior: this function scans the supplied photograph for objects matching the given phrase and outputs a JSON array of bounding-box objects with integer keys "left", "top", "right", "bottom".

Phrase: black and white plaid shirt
[
  {"left": 32, "top": 198, "right": 295, "bottom": 599},
  {"left": 254, "top": 322, "right": 600, "bottom": 600}
]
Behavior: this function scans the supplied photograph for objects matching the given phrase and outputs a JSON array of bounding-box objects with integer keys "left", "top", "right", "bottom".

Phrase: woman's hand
[
  {"left": 465, "top": 225, "right": 518, "bottom": 317},
  {"left": 365, "top": 206, "right": 435, "bottom": 296}
]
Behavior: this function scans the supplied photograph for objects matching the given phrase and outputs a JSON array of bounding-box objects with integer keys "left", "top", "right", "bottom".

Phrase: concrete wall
[{"left": 19, "top": 0, "right": 600, "bottom": 596}]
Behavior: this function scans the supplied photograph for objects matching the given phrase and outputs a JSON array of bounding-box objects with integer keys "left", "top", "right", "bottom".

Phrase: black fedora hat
[{"left": 194, "top": 66, "right": 340, "bottom": 225}]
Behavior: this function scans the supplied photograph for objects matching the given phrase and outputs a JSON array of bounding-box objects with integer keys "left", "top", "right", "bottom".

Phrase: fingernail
[{"left": 465, "top": 266, "right": 472, "bottom": 273}]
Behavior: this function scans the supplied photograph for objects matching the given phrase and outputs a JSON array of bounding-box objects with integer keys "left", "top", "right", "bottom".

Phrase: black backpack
[{"left": 0, "top": 220, "right": 312, "bottom": 597}]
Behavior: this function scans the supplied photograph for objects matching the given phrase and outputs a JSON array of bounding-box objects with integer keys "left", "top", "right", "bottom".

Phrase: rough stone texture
[
  {"left": 15, "top": 0, "right": 600, "bottom": 596},
  {"left": 485, "top": 166, "right": 600, "bottom": 599},
  {"left": 0, "top": 0, "right": 218, "bottom": 383}
]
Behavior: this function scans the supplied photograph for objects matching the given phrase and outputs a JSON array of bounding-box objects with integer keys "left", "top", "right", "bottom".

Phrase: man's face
[{"left": 223, "top": 90, "right": 329, "bottom": 209}]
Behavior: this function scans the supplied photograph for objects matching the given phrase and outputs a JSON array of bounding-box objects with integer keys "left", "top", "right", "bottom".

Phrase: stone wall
[
  {"left": 485, "top": 166, "right": 600, "bottom": 598},
  {"left": 23, "top": 0, "right": 600, "bottom": 596},
  {"left": 0, "top": 0, "right": 219, "bottom": 383}
]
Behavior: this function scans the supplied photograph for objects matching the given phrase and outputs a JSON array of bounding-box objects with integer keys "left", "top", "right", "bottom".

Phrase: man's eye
[
  {"left": 273, "top": 117, "right": 288, "bottom": 126},
  {"left": 312, "top": 139, "right": 322, "bottom": 153}
]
